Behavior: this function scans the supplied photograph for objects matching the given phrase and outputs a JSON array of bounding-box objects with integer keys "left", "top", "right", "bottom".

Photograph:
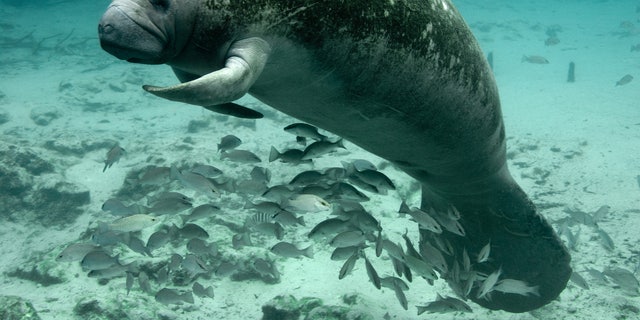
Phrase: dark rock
[
  {"left": 43, "top": 139, "right": 115, "bottom": 157},
  {"left": 305, "top": 305, "right": 373, "bottom": 320},
  {"left": 6, "top": 265, "right": 65, "bottom": 287},
  {"left": 261, "top": 295, "right": 301, "bottom": 320},
  {"left": 187, "top": 119, "right": 210, "bottom": 133},
  {"left": 0, "top": 144, "right": 54, "bottom": 175},
  {"left": 74, "top": 298, "right": 131, "bottom": 320},
  {"left": 29, "top": 106, "right": 60, "bottom": 126},
  {"left": 26, "top": 181, "right": 90, "bottom": 226},
  {"left": 0, "top": 109, "right": 9, "bottom": 124},
  {"left": 0, "top": 295, "right": 41, "bottom": 320}
]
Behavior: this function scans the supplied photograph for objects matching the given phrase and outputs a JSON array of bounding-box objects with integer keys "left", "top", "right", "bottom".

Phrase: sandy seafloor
[{"left": 0, "top": 0, "right": 639, "bottom": 319}]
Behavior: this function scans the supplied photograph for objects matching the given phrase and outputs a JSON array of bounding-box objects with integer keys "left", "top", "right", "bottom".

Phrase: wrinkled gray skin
[{"left": 98, "top": 0, "right": 571, "bottom": 312}]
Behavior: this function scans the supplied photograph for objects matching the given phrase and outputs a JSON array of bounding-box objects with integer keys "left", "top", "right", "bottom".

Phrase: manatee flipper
[
  {"left": 203, "top": 103, "right": 263, "bottom": 119},
  {"left": 420, "top": 181, "right": 571, "bottom": 313},
  {"left": 142, "top": 37, "right": 271, "bottom": 111}
]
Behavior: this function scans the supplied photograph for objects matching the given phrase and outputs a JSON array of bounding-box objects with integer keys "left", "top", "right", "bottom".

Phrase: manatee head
[{"left": 98, "top": 0, "right": 195, "bottom": 64}]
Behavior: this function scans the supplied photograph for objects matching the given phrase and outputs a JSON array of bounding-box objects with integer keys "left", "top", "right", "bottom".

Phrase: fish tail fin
[
  {"left": 336, "top": 138, "right": 346, "bottom": 149},
  {"left": 102, "top": 162, "right": 108, "bottom": 172},
  {"left": 521, "top": 55, "right": 528, "bottom": 62},
  {"left": 182, "top": 291, "right": 195, "bottom": 304},
  {"left": 170, "top": 165, "right": 181, "bottom": 180},
  {"left": 268, "top": 146, "right": 280, "bottom": 162},
  {"left": 297, "top": 216, "right": 306, "bottom": 227},
  {"left": 304, "top": 245, "right": 314, "bottom": 258}
]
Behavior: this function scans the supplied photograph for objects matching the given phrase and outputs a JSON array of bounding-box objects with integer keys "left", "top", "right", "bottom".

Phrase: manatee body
[{"left": 98, "top": 0, "right": 571, "bottom": 312}]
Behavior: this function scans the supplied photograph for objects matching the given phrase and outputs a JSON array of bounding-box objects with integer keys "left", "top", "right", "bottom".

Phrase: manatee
[{"left": 98, "top": 0, "right": 571, "bottom": 312}]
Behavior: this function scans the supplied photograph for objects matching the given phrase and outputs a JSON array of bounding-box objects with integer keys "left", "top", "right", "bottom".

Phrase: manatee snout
[{"left": 98, "top": 4, "right": 167, "bottom": 64}]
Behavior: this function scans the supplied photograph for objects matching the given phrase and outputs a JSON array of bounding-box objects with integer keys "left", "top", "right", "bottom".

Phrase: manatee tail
[{"left": 419, "top": 183, "right": 571, "bottom": 313}]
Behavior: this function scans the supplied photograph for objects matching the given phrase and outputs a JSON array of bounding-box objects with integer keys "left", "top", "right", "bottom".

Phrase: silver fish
[
  {"left": 126, "top": 272, "right": 134, "bottom": 295},
  {"left": 56, "top": 243, "right": 102, "bottom": 262},
  {"left": 232, "top": 232, "right": 252, "bottom": 249},
  {"left": 181, "top": 204, "right": 220, "bottom": 224},
  {"left": 252, "top": 222, "right": 285, "bottom": 240},
  {"left": 107, "top": 214, "right": 158, "bottom": 233},
  {"left": 146, "top": 230, "right": 170, "bottom": 253},
  {"left": 364, "top": 254, "right": 381, "bottom": 289},
  {"left": 88, "top": 263, "right": 132, "bottom": 279},
  {"left": 125, "top": 235, "right": 149, "bottom": 256},
  {"left": 273, "top": 210, "right": 305, "bottom": 227},
  {"left": 331, "top": 245, "right": 363, "bottom": 261},
  {"left": 283, "top": 194, "right": 331, "bottom": 213},
  {"left": 603, "top": 266, "right": 639, "bottom": 296},
  {"left": 155, "top": 288, "right": 194, "bottom": 305},
  {"left": 191, "top": 164, "right": 223, "bottom": 178},
  {"left": 477, "top": 241, "right": 491, "bottom": 263},
  {"left": 477, "top": 268, "right": 502, "bottom": 300},
  {"left": 187, "top": 238, "right": 218, "bottom": 256},
  {"left": 269, "top": 146, "right": 311, "bottom": 164},
  {"left": 103, "top": 145, "right": 124, "bottom": 172},
  {"left": 215, "top": 262, "right": 238, "bottom": 277},
  {"left": 271, "top": 242, "right": 313, "bottom": 258},
  {"left": 139, "top": 271, "right": 152, "bottom": 293},
  {"left": 137, "top": 166, "right": 171, "bottom": 185},
  {"left": 407, "top": 207, "right": 442, "bottom": 234},
  {"left": 147, "top": 197, "right": 192, "bottom": 215},
  {"left": 339, "top": 252, "right": 359, "bottom": 279},
  {"left": 181, "top": 254, "right": 209, "bottom": 275},
  {"left": 392, "top": 279, "right": 408, "bottom": 310},
  {"left": 81, "top": 251, "right": 120, "bottom": 271},
  {"left": 403, "top": 254, "right": 438, "bottom": 280},
  {"left": 330, "top": 230, "right": 366, "bottom": 248},
  {"left": 416, "top": 294, "right": 472, "bottom": 314},
  {"left": 615, "top": 74, "right": 633, "bottom": 86},
  {"left": 493, "top": 278, "right": 540, "bottom": 297},
  {"left": 329, "top": 182, "right": 369, "bottom": 202},
  {"left": 220, "top": 149, "right": 261, "bottom": 163},
  {"left": 308, "top": 218, "right": 351, "bottom": 240},
  {"left": 420, "top": 242, "right": 448, "bottom": 273},
  {"left": 569, "top": 271, "right": 590, "bottom": 290},
  {"left": 171, "top": 165, "right": 219, "bottom": 197},
  {"left": 180, "top": 223, "right": 209, "bottom": 239},
  {"left": 101, "top": 198, "right": 140, "bottom": 216},
  {"left": 349, "top": 210, "right": 381, "bottom": 233},
  {"left": 289, "top": 170, "right": 325, "bottom": 186},
  {"left": 597, "top": 228, "right": 615, "bottom": 251},
  {"left": 262, "top": 185, "right": 294, "bottom": 200},
  {"left": 284, "top": 123, "right": 328, "bottom": 141},
  {"left": 168, "top": 254, "right": 183, "bottom": 272},
  {"left": 522, "top": 55, "right": 549, "bottom": 64},
  {"left": 192, "top": 282, "right": 215, "bottom": 298},
  {"left": 217, "top": 134, "right": 242, "bottom": 152},
  {"left": 352, "top": 169, "right": 395, "bottom": 191},
  {"left": 380, "top": 276, "right": 409, "bottom": 291},
  {"left": 301, "top": 138, "right": 346, "bottom": 160},
  {"left": 156, "top": 265, "right": 168, "bottom": 285}
]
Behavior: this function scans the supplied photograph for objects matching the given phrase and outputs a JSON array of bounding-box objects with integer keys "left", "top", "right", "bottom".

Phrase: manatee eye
[{"left": 149, "top": 0, "right": 169, "bottom": 10}]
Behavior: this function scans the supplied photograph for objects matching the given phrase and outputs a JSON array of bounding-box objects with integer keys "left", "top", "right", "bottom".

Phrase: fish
[
  {"left": 375, "top": 230, "right": 383, "bottom": 257},
  {"left": 147, "top": 192, "right": 192, "bottom": 205},
  {"left": 391, "top": 279, "right": 408, "bottom": 310},
  {"left": 416, "top": 294, "right": 472, "bottom": 314},
  {"left": 406, "top": 207, "right": 442, "bottom": 234},
  {"left": 136, "top": 166, "right": 171, "bottom": 185},
  {"left": 603, "top": 266, "right": 640, "bottom": 296},
  {"left": 477, "top": 241, "right": 491, "bottom": 263},
  {"left": 262, "top": 185, "right": 294, "bottom": 200},
  {"left": 271, "top": 242, "right": 314, "bottom": 258},
  {"left": 245, "top": 201, "right": 284, "bottom": 216},
  {"left": 139, "top": 271, "right": 152, "bottom": 293},
  {"left": 522, "top": 55, "right": 549, "bottom": 64},
  {"left": 192, "top": 282, "right": 215, "bottom": 298},
  {"left": 220, "top": 149, "right": 261, "bottom": 163},
  {"left": 289, "top": 170, "right": 325, "bottom": 186},
  {"left": 101, "top": 198, "right": 141, "bottom": 216},
  {"left": 403, "top": 254, "right": 438, "bottom": 280},
  {"left": 301, "top": 138, "right": 346, "bottom": 160},
  {"left": 273, "top": 210, "right": 305, "bottom": 227},
  {"left": 420, "top": 242, "right": 448, "bottom": 273},
  {"left": 269, "top": 146, "right": 312, "bottom": 164},
  {"left": 364, "top": 254, "right": 381, "bottom": 289},
  {"left": 382, "top": 240, "right": 405, "bottom": 262},
  {"left": 103, "top": 145, "right": 124, "bottom": 172},
  {"left": 592, "top": 205, "right": 610, "bottom": 222},
  {"left": 342, "top": 159, "right": 377, "bottom": 173},
  {"left": 596, "top": 227, "right": 614, "bottom": 251},
  {"left": 232, "top": 232, "right": 252, "bottom": 249},
  {"left": 80, "top": 251, "right": 120, "bottom": 271},
  {"left": 181, "top": 204, "right": 220, "bottom": 224},
  {"left": 493, "top": 278, "right": 540, "bottom": 297},
  {"left": 380, "top": 276, "right": 409, "bottom": 291},
  {"left": 544, "top": 36, "right": 560, "bottom": 46},
  {"left": 56, "top": 243, "right": 103, "bottom": 262},
  {"left": 330, "top": 230, "right": 366, "bottom": 248},
  {"left": 477, "top": 268, "right": 502, "bottom": 300},
  {"left": 307, "top": 218, "right": 351, "bottom": 241},
  {"left": 191, "top": 164, "right": 223, "bottom": 178},
  {"left": 349, "top": 210, "right": 381, "bottom": 233},
  {"left": 155, "top": 288, "right": 194, "bottom": 305},
  {"left": 126, "top": 272, "right": 134, "bottom": 295},
  {"left": 569, "top": 271, "right": 590, "bottom": 290},
  {"left": 252, "top": 222, "right": 285, "bottom": 240},
  {"left": 179, "top": 223, "right": 209, "bottom": 239},
  {"left": 171, "top": 165, "right": 219, "bottom": 197},
  {"left": 251, "top": 166, "right": 271, "bottom": 183},
  {"left": 125, "top": 235, "right": 149, "bottom": 256},
  {"left": 146, "top": 197, "right": 193, "bottom": 215},
  {"left": 187, "top": 238, "right": 218, "bottom": 256},
  {"left": 615, "top": 74, "right": 633, "bottom": 86},
  {"left": 283, "top": 194, "right": 331, "bottom": 213},
  {"left": 331, "top": 245, "right": 364, "bottom": 261},
  {"left": 106, "top": 214, "right": 158, "bottom": 233},
  {"left": 146, "top": 230, "right": 170, "bottom": 253},
  {"left": 156, "top": 266, "right": 168, "bottom": 284},
  {"left": 181, "top": 254, "right": 209, "bottom": 275},
  {"left": 585, "top": 268, "right": 608, "bottom": 284},
  {"left": 215, "top": 262, "right": 238, "bottom": 277},
  {"left": 168, "top": 254, "right": 183, "bottom": 272},
  {"left": 284, "top": 123, "right": 328, "bottom": 141},
  {"left": 339, "top": 252, "right": 359, "bottom": 279},
  {"left": 351, "top": 169, "right": 395, "bottom": 191},
  {"left": 88, "top": 263, "right": 133, "bottom": 279},
  {"left": 329, "top": 182, "right": 370, "bottom": 202},
  {"left": 217, "top": 134, "right": 242, "bottom": 152}
]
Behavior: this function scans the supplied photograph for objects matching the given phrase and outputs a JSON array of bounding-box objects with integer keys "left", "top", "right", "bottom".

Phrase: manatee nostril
[{"left": 98, "top": 24, "right": 114, "bottom": 35}]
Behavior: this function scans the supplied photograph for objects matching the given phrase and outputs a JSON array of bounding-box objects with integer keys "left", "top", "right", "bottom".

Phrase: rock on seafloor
[
  {"left": 0, "top": 295, "right": 42, "bottom": 320},
  {"left": 261, "top": 295, "right": 372, "bottom": 320}
]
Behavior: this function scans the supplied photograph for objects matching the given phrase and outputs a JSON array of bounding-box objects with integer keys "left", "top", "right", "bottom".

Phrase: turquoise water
[{"left": 0, "top": 0, "right": 638, "bottom": 319}]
